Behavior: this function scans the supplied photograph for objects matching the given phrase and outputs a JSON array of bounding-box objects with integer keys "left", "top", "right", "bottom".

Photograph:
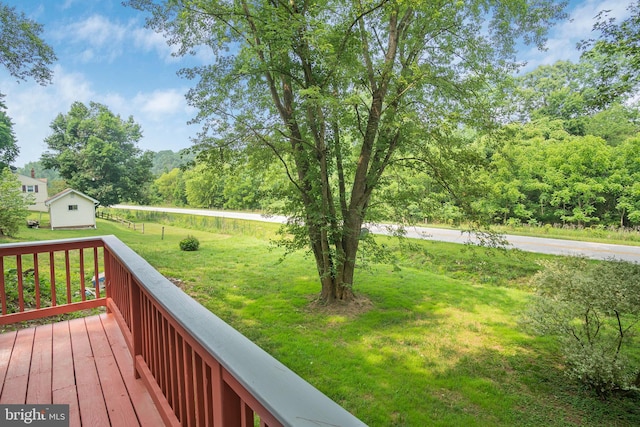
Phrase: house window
[
  {"left": 68, "top": 205, "right": 78, "bottom": 211},
  {"left": 26, "top": 185, "right": 35, "bottom": 192}
]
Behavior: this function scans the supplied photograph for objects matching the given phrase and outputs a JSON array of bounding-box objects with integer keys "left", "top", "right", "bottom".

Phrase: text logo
[{"left": 0, "top": 405, "right": 69, "bottom": 426}]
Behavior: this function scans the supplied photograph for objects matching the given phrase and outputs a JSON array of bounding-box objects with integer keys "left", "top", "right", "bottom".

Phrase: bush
[
  {"left": 3, "top": 268, "right": 52, "bottom": 313},
  {"left": 179, "top": 235, "right": 200, "bottom": 251},
  {"left": 0, "top": 167, "right": 31, "bottom": 237},
  {"left": 524, "top": 257, "right": 640, "bottom": 396}
]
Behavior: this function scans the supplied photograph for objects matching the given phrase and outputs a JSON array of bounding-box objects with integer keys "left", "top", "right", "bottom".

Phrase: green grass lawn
[{"left": 3, "top": 217, "right": 639, "bottom": 426}]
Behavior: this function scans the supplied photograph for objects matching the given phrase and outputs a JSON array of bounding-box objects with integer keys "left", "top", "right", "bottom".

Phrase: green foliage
[
  {"left": 0, "top": 167, "right": 30, "bottom": 236},
  {"left": 179, "top": 235, "right": 200, "bottom": 251},
  {"left": 525, "top": 257, "right": 640, "bottom": 396},
  {"left": 0, "top": 3, "right": 56, "bottom": 85},
  {"left": 181, "top": 158, "right": 269, "bottom": 211},
  {"left": 0, "top": 106, "right": 17, "bottom": 169},
  {"left": 129, "top": 0, "right": 567, "bottom": 300},
  {"left": 2, "top": 268, "right": 52, "bottom": 313},
  {"left": 151, "top": 168, "right": 187, "bottom": 206},
  {"left": 151, "top": 149, "right": 195, "bottom": 176},
  {"left": 183, "top": 162, "right": 225, "bottom": 208},
  {"left": 584, "top": 104, "right": 640, "bottom": 146},
  {"left": 580, "top": 1, "right": 640, "bottom": 107},
  {"left": 478, "top": 117, "right": 640, "bottom": 227},
  {"left": 40, "top": 101, "right": 153, "bottom": 206},
  {"left": 506, "top": 61, "right": 594, "bottom": 124},
  {"left": 16, "top": 160, "right": 60, "bottom": 182}
]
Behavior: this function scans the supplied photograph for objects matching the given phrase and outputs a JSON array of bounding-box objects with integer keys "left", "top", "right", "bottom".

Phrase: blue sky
[{"left": 0, "top": 0, "right": 633, "bottom": 167}]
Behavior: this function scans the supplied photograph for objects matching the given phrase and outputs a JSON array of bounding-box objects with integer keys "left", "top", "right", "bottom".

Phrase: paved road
[{"left": 113, "top": 205, "right": 640, "bottom": 263}]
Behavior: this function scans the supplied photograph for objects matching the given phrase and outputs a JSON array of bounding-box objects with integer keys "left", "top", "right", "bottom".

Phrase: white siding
[
  {"left": 49, "top": 193, "right": 96, "bottom": 229},
  {"left": 16, "top": 175, "right": 49, "bottom": 212}
]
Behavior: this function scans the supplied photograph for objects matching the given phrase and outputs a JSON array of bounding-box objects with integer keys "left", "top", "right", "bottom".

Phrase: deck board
[
  {"left": 52, "top": 321, "right": 75, "bottom": 390},
  {"left": 26, "top": 323, "right": 53, "bottom": 403},
  {"left": 0, "top": 330, "right": 17, "bottom": 394},
  {"left": 1, "top": 328, "right": 34, "bottom": 404},
  {"left": 51, "top": 320, "right": 81, "bottom": 427},
  {"left": 70, "top": 317, "right": 111, "bottom": 427},
  {"left": 100, "top": 314, "right": 166, "bottom": 427},
  {"left": 85, "top": 315, "right": 140, "bottom": 427},
  {"left": 0, "top": 314, "right": 167, "bottom": 426}
]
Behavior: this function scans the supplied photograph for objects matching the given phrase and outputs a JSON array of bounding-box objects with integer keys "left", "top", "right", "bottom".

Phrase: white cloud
[
  {"left": 61, "top": 0, "right": 79, "bottom": 10},
  {"left": 68, "top": 14, "right": 127, "bottom": 47},
  {"left": 50, "top": 13, "right": 186, "bottom": 65},
  {"left": 133, "top": 89, "right": 190, "bottom": 117},
  {"left": 1, "top": 65, "right": 197, "bottom": 166},
  {"left": 0, "top": 3, "right": 204, "bottom": 166},
  {"left": 0, "top": 65, "right": 97, "bottom": 165},
  {"left": 132, "top": 27, "right": 180, "bottom": 63},
  {"left": 51, "top": 14, "right": 139, "bottom": 64},
  {"left": 52, "top": 66, "right": 96, "bottom": 104}
]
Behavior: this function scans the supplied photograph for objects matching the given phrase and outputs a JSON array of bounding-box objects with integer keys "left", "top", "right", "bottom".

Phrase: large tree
[
  {"left": 41, "top": 101, "right": 154, "bottom": 206},
  {"left": 0, "top": 3, "right": 56, "bottom": 167},
  {"left": 130, "top": 0, "right": 566, "bottom": 303}
]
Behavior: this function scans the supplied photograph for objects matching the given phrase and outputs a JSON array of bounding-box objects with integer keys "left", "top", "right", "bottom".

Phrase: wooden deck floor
[{"left": 0, "top": 313, "right": 165, "bottom": 427}]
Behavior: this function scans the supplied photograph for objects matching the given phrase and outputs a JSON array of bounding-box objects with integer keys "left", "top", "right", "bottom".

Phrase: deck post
[{"left": 212, "top": 363, "right": 242, "bottom": 426}]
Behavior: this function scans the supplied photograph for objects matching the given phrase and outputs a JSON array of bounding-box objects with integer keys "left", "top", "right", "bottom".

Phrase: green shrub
[
  {"left": 179, "top": 235, "right": 200, "bottom": 251},
  {"left": 524, "top": 257, "right": 640, "bottom": 396},
  {"left": 3, "top": 268, "right": 52, "bottom": 313},
  {"left": 0, "top": 167, "right": 30, "bottom": 237}
]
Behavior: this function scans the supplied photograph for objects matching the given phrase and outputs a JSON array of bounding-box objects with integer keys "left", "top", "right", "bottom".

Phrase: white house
[
  {"left": 17, "top": 170, "right": 48, "bottom": 212},
  {"left": 45, "top": 189, "right": 100, "bottom": 230}
]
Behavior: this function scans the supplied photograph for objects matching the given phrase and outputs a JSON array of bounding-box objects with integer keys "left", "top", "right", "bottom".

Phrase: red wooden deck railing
[{"left": 0, "top": 236, "right": 366, "bottom": 427}]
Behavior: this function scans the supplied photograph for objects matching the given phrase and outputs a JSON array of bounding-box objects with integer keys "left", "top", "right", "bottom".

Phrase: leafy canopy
[
  {"left": 0, "top": 2, "right": 56, "bottom": 168},
  {"left": 129, "top": 0, "right": 567, "bottom": 302},
  {"left": 0, "top": 3, "right": 56, "bottom": 85},
  {"left": 41, "top": 101, "right": 154, "bottom": 206},
  {"left": 580, "top": 0, "right": 640, "bottom": 107},
  {"left": 0, "top": 102, "right": 17, "bottom": 169}
]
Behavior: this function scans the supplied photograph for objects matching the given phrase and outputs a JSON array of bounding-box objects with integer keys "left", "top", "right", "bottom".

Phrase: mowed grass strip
[{"left": 6, "top": 218, "right": 640, "bottom": 426}]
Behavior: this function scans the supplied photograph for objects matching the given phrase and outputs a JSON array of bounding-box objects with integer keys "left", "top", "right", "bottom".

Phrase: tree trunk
[{"left": 313, "top": 214, "right": 361, "bottom": 304}]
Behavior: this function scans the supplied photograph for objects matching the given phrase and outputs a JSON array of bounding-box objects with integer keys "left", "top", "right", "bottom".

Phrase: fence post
[{"left": 162, "top": 227, "right": 165, "bottom": 240}]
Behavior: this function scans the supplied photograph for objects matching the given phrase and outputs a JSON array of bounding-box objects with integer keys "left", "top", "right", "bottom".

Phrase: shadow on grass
[{"left": 235, "top": 267, "right": 640, "bottom": 426}]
